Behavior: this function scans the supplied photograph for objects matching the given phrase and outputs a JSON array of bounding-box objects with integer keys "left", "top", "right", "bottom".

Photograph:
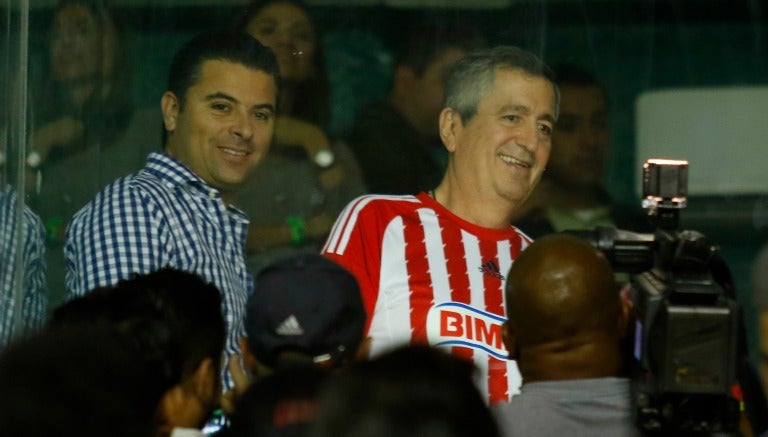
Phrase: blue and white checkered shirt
[
  {"left": 65, "top": 151, "right": 252, "bottom": 387},
  {"left": 0, "top": 185, "right": 47, "bottom": 350}
]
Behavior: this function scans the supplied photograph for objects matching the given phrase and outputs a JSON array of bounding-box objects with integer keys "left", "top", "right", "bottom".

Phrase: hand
[
  {"left": 220, "top": 353, "right": 251, "bottom": 416},
  {"left": 29, "top": 116, "right": 85, "bottom": 162}
]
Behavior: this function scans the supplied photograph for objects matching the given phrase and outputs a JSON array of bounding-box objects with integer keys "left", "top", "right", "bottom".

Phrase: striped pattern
[
  {"left": 65, "top": 152, "right": 252, "bottom": 388},
  {"left": 323, "top": 193, "right": 532, "bottom": 404}
]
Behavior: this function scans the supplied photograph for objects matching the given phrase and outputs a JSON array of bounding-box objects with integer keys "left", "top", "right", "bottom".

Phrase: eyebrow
[
  {"left": 205, "top": 92, "right": 275, "bottom": 112},
  {"left": 500, "top": 104, "right": 556, "bottom": 124}
]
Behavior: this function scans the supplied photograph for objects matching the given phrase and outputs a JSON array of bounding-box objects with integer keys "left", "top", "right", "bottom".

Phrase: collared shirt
[
  {"left": 0, "top": 185, "right": 47, "bottom": 349},
  {"left": 65, "top": 151, "right": 252, "bottom": 387}
]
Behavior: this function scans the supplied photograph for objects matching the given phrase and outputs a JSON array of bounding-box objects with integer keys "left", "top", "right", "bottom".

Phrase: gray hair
[{"left": 443, "top": 46, "right": 560, "bottom": 123}]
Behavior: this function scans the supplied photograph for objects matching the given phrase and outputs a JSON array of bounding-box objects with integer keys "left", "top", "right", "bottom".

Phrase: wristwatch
[{"left": 313, "top": 148, "right": 335, "bottom": 169}]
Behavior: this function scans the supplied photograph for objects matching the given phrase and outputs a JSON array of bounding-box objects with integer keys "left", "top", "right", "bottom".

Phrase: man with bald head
[{"left": 493, "top": 234, "right": 639, "bottom": 436}]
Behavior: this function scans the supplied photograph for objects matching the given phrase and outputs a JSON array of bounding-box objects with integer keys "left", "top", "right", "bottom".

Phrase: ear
[
  {"left": 161, "top": 91, "right": 180, "bottom": 133},
  {"left": 501, "top": 321, "right": 519, "bottom": 360},
  {"left": 439, "top": 107, "right": 460, "bottom": 153}
]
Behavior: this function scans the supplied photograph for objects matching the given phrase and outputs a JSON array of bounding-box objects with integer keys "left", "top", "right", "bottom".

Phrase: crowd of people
[{"left": 0, "top": 0, "right": 767, "bottom": 436}]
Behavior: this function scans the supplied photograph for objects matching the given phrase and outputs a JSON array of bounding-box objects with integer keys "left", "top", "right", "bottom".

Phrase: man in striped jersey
[{"left": 323, "top": 46, "right": 559, "bottom": 404}]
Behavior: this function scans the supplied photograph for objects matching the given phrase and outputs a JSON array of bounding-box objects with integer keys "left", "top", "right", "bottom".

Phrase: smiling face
[
  {"left": 162, "top": 60, "right": 277, "bottom": 202},
  {"left": 442, "top": 67, "right": 557, "bottom": 206},
  {"left": 245, "top": 1, "right": 316, "bottom": 83}
]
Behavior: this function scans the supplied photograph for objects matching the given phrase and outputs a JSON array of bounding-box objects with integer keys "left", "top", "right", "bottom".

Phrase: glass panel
[{"left": 2, "top": 0, "right": 766, "bottom": 398}]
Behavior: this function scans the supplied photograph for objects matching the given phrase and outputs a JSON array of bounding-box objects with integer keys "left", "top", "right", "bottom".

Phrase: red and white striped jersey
[{"left": 322, "top": 192, "right": 533, "bottom": 404}]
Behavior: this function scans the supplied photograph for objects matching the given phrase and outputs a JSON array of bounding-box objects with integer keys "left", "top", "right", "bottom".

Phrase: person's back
[{"left": 492, "top": 234, "right": 639, "bottom": 436}]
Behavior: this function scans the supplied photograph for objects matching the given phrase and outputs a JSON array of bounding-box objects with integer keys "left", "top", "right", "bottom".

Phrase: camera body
[{"left": 569, "top": 160, "right": 741, "bottom": 434}]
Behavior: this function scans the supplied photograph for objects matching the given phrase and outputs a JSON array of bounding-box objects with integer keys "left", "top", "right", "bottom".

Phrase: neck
[
  {"left": 432, "top": 175, "right": 519, "bottom": 230},
  {"left": 518, "top": 339, "right": 622, "bottom": 384}
]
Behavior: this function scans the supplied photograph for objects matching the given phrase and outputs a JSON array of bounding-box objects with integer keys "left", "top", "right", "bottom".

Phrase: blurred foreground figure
[
  {"left": 492, "top": 234, "right": 638, "bottom": 437},
  {"left": 311, "top": 345, "right": 499, "bottom": 437}
]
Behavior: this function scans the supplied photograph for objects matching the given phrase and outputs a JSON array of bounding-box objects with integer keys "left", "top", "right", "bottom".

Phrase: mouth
[
  {"left": 218, "top": 146, "right": 251, "bottom": 159},
  {"left": 498, "top": 152, "right": 532, "bottom": 169}
]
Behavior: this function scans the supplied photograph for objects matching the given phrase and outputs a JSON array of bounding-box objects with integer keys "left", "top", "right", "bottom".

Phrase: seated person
[
  {"left": 492, "top": 234, "right": 638, "bottom": 436},
  {"left": 346, "top": 25, "right": 483, "bottom": 194},
  {"left": 513, "top": 63, "right": 650, "bottom": 237},
  {"left": 234, "top": 0, "right": 367, "bottom": 274},
  {"left": 49, "top": 268, "right": 226, "bottom": 437},
  {"left": 222, "top": 254, "right": 366, "bottom": 435}
]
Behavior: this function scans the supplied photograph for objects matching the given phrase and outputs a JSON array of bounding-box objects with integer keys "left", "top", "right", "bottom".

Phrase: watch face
[{"left": 314, "top": 149, "right": 335, "bottom": 168}]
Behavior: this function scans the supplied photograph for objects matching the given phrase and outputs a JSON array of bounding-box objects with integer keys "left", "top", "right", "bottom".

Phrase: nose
[
  {"left": 517, "top": 122, "right": 540, "bottom": 153},
  {"left": 230, "top": 110, "right": 253, "bottom": 141}
]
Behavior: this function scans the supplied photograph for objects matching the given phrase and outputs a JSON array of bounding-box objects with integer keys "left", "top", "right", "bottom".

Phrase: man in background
[
  {"left": 347, "top": 26, "right": 483, "bottom": 194},
  {"left": 514, "top": 63, "right": 649, "bottom": 236}
]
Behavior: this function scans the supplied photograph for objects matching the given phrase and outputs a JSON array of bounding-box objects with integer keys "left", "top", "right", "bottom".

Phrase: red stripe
[
  {"left": 438, "top": 215, "right": 474, "bottom": 360},
  {"left": 479, "top": 239, "right": 508, "bottom": 403},
  {"left": 403, "top": 211, "right": 433, "bottom": 343}
]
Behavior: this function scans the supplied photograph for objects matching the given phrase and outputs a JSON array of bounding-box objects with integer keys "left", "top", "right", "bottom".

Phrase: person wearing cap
[
  {"left": 322, "top": 46, "right": 558, "bottom": 404},
  {"left": 221, "top": 253, "right": 366, "bottom": 436}
]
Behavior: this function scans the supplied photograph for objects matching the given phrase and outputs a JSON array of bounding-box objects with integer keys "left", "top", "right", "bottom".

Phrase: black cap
[{"left": 245, "top": 254, "right": 365, "bottom": 370}]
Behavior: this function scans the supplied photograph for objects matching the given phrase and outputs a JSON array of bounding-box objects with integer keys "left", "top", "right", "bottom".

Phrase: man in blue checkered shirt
[{"left": 64, "top": 31, "right": 280, "bottom": 388}]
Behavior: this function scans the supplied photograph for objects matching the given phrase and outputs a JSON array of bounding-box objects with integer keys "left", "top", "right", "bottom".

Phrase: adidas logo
[
  {"left": 275, "top": 315, "right": 305, "bottom": 336},
  {"left": 478, "top": 260, "right": 504, "bottom": 280}
]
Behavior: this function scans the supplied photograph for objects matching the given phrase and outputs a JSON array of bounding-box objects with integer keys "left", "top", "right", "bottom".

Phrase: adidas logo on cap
[{"left": 275, "top": 315, "right": 305, "bottom": 336}]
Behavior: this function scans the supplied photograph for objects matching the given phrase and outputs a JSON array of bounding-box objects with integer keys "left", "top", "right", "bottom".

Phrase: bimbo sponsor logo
[{"left": 426, "top": 302, "right": 508, "bottom": 360}]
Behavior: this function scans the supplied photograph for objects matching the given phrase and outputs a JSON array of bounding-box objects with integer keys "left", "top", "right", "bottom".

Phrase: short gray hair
[{"left": 444, "top": 46, "right": 559, "bottom": 123}]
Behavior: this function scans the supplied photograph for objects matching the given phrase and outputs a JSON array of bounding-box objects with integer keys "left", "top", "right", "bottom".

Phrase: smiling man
[
  {"left": 64, "top": 31, "right": 279, "bottom": 389},
  {"left": 323, "top": 46, "right": 558, "bottom": 404}
]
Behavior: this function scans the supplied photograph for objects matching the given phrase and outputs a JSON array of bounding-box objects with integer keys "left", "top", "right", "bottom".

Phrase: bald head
[{"left": 505, "top": 234, "right": 621, "bottom": 355}]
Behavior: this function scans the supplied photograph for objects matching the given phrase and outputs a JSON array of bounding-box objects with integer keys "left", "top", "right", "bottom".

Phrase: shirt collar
[{"left": 145, "top": 151, "right": 207, "bottom": 190}]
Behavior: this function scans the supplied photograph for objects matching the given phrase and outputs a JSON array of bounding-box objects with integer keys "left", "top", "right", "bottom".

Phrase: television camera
[{"left": 567, "top": 159, "right": 761, "bottom": 435}]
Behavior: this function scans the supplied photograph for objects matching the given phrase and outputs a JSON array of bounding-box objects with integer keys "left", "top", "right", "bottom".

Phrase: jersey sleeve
[
  {"left": 64, "top": 178, "right": 169, "bottom": 298},
  {"left": 321, "top": 196, "right": 384, "bottom": 328}
]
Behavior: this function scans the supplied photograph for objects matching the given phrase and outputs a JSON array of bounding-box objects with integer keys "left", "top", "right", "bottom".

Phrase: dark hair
[
  {"left": 312, "top": 345, "right": 499, "bottom": 437},
  {"left": 167, "top": 30, "right": 280, "bottom": 110},
  {"left": 234, "top": 0, "right": 330, "bottom": 127},
  {"left": 395, "top": 25, "right": 485, "bottom": 77},
  {"left": 551, "top": 62, "right": 607, "bottom": 96},
  {"left": 35, "top": 0, "right": 134, "bottom": 151},
  {"left": 444, "top": 45, "right": 559, "bottom": 123},
  {"left": 0, "top": 326, "right": 159, "bottom": 437},
  {"left": 50, "top": 268, "right": 226, "bottom": 386}
]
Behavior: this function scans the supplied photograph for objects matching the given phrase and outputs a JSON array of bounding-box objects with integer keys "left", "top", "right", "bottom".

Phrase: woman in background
[
  {"left": 234, "top": 0, "right": 366, "bottom": 274},
  {"left": 27, "top": 0, "right": 160, "bottom": 299}
]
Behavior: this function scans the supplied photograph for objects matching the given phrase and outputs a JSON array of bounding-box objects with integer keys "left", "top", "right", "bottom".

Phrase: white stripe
[
  {"left": 460, "top": 231, "right": 490, "bottom": 402},
  {"left": 496, "top": 239, "right": 522, "bottom": 396},
  {"left": 420, "top": 209, "right": 451, "bottom": 303},
  {"left": 326, "top": 195, "right": 419, "bottom": 255},
  {"left": 462, "top": 231, "right": 486, "bottom": 308},
  {"left": 368, "top": 216, "right": 412, "bottom": 357}
]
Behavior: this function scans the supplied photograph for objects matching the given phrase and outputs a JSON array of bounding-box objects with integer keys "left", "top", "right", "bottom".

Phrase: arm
[
  {"left": 64, "top": 179, "right": 167, "bottom": 297},
  {"left": 21, "top": 207, "right": 47, "bottom": 331}
]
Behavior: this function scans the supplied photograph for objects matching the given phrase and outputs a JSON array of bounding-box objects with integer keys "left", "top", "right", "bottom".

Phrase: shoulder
[{"left": 338, "top": 194, "right": 423, "bottom": 221}]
